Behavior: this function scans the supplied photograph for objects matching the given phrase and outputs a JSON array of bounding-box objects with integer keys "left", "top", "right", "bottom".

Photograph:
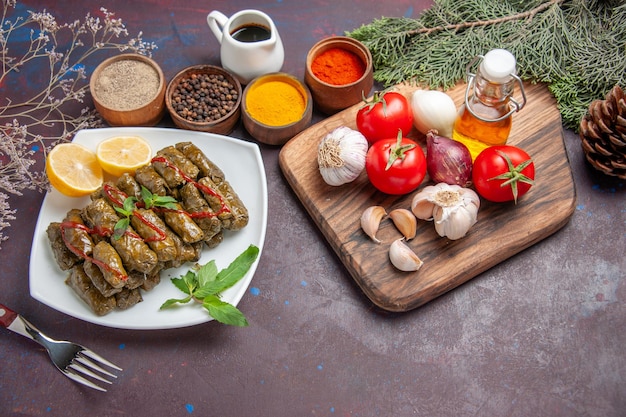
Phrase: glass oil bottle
[{"left": 452, "top": 49, "right": 527, "bottom": 160}]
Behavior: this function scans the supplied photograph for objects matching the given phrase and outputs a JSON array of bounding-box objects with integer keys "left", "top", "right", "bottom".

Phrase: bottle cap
[{"left": 480, "top": 49, "right": 516, "bottom": 83}]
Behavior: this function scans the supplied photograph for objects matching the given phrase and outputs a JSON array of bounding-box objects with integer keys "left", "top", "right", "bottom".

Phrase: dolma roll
[
  {"left": 130, "top": 208, "right": 178, "bottom": 262},
  {"left": 161, "top": 146, "right": 200, "bottom": 179},
  {"left": 83, "top": 259, "right": 123, "bottom": 298},
  {"left": 116, "top": 173, "right": 142, "bottom": 199},
  {"left": 175, "top": 142, "right": 225, "bottom": 183},
  {"left": 115, "top": 287, "right": 143, "bottom": 310},
  {"left": 163, "top": 239, "right": 202, "bottom": 269},
  {"left": 112, "top": 231, "right": 159, "bottom": 275},
  {"left": 46, "top": 222, "right": 81, "bottom": 271},
  {"left": 92, "top": 241, "right": 127, "bottom": 289},
  {"left": 198, "top": 176, "right": 248, "bottom": 231},
  {"left": 125, "top": 270, "right": 154, "bottom": 290},
  {"left": 152, "top": 146, "right": 200, "bottom": 189},
  {"left": 60, "top": 209, "right": 95, "bottom": 259},
  {"left": 162, "top": 202, "right": 205, "bottom": 244},
  {"left": 82, "top": 198, "right": 118, "bottom": 235},
  {"left": 205, "top": 230, "right": 224, "bottom": 249},
  {"left": 66, "top": 265, "right": 116, "bottom": 316},
  {"left": 135, "top": 164, "right": 169, "bottom": 196},
  {"left": 140, "top": 271, "right": 161, "bottom": 292},
  {"left": 214, "top": 179, "right": 249, "bottom": 230},
  {"left": 98, "top": 182, "right": 130, "bottom": 208},
  {"left": 179, "top": 182, "right": 221, "bottom": 242}
]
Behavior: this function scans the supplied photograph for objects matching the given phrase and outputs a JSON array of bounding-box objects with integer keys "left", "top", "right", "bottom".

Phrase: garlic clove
[
  {"left": 389, "top": 208, "right": 417, "bottom": 240},
  {"left": 389, "top": 239, "right": 423, "bottom": 272},
  {"left": 360, "top": 206, "right": 387, "bottom": 243},
  {"left": 433, "top": 205, "right": 468, "bottom": 240},
  {"left": 411, "top": 185, "right": 437, "bottom": 220}
]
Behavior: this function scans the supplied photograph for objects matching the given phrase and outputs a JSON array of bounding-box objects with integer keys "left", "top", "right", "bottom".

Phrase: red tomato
[
  {"left": 365, "top": 132, "right": 426, "bottom": 195},
  {"left": 356, "top": 91, "right": 413, "bottom": 144},
  {"left": 472, "top": 145, "right": 535, "bottom": 203}
]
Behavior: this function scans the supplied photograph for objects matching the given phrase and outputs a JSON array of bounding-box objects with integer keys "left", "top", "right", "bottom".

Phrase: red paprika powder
[{"left": 311, "top": 47, "right": 366, "bottom": 85}]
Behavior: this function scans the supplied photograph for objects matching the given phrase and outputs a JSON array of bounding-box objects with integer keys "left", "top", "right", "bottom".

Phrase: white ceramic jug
[{"left": 207, "top": 9, "right": 284, "bottom": 84}]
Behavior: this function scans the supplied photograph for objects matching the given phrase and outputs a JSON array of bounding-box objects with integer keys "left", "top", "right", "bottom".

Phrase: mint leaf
[
  {"left": 196, "top": 260, "right": 218, "bottom": 288},
  {"left": 160, "top": 296, "right": 192, "bottom": 309},
  {"left": 112, "top": 195, "right": 139, "bottom": 239},
  {"left": 123, "top": 196, "right": 138, "bottom": 213},
  {"left": 161, "top": 244, "right": 259, "bottom": 326},
  {"left": 141, "top": 186, "right": 178, "bottom": 209},
  {"left": 113, "top": 217, "right": 129, "bottom": 240},
  {"left": 181, "top": 270, "right": 197, "bottom": 288},
  {"left": 171, "top": 274, "right": 195, "bottom": 295},
  {"left": 113, "top": 196, "right": 137, "bottom": 218},
  {"left": 140, "top": 186, "right": 154, "bottom": 209},
  {"left": 153, "top": 195, "right": 178, "bottom": 210},
  {"left": 202, "top": 295, "right": 249, "bottom": 327},
  {"left": 213, "top": 245, "right": 260, "bottom": 293}
]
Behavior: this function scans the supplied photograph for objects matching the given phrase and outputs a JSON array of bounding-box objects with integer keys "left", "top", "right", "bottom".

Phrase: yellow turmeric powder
[{"left": 246, "top": 80, "right": 306, "bottom": 126}]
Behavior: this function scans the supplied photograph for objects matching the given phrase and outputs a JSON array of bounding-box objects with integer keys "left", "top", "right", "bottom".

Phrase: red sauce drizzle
[
  {"left": 59, "top": 221, "right": 128, "bottom": 282},
  {"left": 131, "top": 211, "right": 168, "bottom": 242},
  {"left": 102, "top": 183, "right": 126, "bottom": 207},
  {"left": 151, "top": 156, "right": 231, "bottom": 218}
]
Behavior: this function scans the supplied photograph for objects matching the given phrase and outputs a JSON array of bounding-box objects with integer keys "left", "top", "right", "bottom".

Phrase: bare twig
[{"left": 0, "top": 0, "right": 157, "bottom": 249}]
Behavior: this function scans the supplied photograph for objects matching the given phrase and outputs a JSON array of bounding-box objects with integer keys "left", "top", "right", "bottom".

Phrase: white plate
[{"left": 29, "top": 127, "right": 267, "bottom": 330}]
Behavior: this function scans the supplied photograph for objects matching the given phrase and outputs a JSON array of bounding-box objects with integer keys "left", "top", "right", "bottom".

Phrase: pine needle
[{"left": 347, "top": 0, "right": 626, "bottom": 130}]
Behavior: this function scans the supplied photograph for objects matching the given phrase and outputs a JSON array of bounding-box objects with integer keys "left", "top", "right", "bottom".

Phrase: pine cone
[{"left": 579, "top": 85, "right": 626, "bottom": 179}]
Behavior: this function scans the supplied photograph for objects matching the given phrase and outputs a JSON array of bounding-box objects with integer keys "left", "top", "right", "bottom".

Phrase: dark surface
[{"left": 1, "top": 1, "right": 624, "bottom": 416}]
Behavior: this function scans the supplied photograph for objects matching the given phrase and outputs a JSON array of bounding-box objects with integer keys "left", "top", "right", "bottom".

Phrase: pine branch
[{"left": 411, "top": 0, "right": 565, "bottom": 36}]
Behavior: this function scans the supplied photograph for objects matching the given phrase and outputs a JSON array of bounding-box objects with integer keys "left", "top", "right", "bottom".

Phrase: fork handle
[
  {"left": 0, "top": 303, "right": 35, "bottom": 341},
  {"left": 0, "top": 303, "right": 18, "bottom": 328}
]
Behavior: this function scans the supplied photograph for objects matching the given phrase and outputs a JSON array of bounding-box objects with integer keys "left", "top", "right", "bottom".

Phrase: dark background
[{"left": 1, "top": 1, "right": 624, "bottom": 416}]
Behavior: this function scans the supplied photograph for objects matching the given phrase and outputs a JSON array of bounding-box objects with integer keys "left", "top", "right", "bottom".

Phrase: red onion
[{"left": 426, "top": 130, "right": 473, "bottom": 186}]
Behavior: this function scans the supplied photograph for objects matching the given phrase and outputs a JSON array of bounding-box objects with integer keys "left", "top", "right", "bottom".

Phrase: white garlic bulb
[
  {"left": 318, "top": 126, "right": 368, "bottom": 186},
  {"left": 411, "top": 183, "right": 480, "bottom": 240},
  {"left": 411, "top": 89, "right": 457, "bottom": 138}
]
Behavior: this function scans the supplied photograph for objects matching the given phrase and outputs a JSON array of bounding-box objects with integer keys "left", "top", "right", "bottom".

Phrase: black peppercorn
[{"left": 172, "top": 72, "right": 238, "bottom": 122}]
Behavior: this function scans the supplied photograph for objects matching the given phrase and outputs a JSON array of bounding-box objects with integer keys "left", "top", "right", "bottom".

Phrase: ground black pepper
[
  {"left": 94, "top": 59, "right": 160, "bottom": 110},
  {"left": 171, "top": 73, "right": 238, "bottom": 123}
]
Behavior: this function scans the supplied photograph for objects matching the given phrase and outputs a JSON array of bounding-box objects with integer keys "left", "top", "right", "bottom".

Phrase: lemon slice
[
  {"left": 46, "top": 143, "right": 104, "bottom": 197},
  {"left": 96, "top": 135, "right": 153, "bottom": 177}
]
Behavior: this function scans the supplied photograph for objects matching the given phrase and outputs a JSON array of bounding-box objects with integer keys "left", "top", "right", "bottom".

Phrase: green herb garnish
[
  {"left": 112, "top": 186, "right": 178, "bottom": 238},
  {"left": 160, "top": 244, "right": 260, "bottom": 326},
  {"left": 113, "top": 195, "right": 138, "bottom": 239},
  {"left": 140, "top": 186, "right": 178, "bottom": 210}
]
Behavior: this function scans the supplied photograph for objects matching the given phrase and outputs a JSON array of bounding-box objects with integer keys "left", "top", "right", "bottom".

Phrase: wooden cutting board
[{"left": 279, "top": 82, "right": 576, "bottom": 312}]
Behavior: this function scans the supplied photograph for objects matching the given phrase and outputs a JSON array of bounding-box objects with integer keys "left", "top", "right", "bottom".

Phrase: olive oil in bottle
[{"left": 452, "top": 49, "right": 526, "bottom": 160}]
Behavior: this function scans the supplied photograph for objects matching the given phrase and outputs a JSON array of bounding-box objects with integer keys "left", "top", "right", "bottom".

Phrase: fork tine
[
  {"left": 69, "top": 361, "right": 114, "bottom": 384},
  {"left": 75, "top": 354, "right": 118, "bottom": 378},
  {"left": 62, "top": 368, "right": 108, "bottom": 392},
  {"left": 80, "top": 348, "right": 123, "bottom": 371}
]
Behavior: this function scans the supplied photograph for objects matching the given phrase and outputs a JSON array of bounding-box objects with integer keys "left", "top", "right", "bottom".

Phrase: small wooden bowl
[
  {"left": 165, "top": 65, "right": 242, "bottom": 135},
  {"left": 241, "top": 72, "right": 313, "bottom": 146},
  {"left": 90, "top": 54, "right": 166, "bottom": 126},
  {"left": 305, "top": 36, "right": 374, "bottom": 114}
]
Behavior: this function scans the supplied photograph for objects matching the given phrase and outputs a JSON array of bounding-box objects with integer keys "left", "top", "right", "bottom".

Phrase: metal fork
[{"left": 0, "top": 303, "right": 122, "bottom": 392}]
